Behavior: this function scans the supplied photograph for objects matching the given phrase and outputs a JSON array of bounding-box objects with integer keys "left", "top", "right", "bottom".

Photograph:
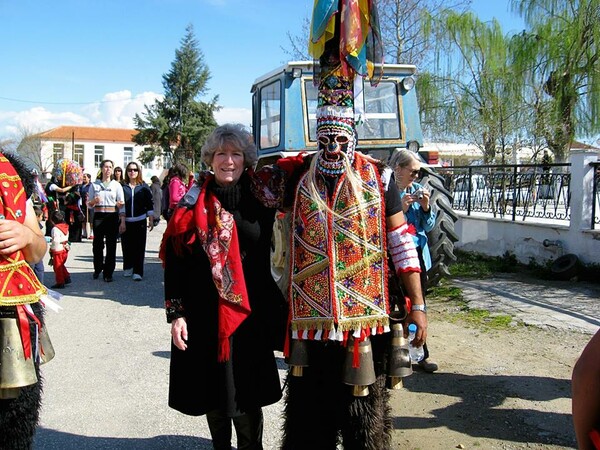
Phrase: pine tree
[{"left": 133, "top": 24, "right": 218, "bottom": 169}]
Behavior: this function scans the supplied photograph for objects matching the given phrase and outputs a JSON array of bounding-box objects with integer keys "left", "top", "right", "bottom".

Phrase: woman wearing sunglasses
[{"left": 120, "top": 163, "right": 154, "bottom": 281}]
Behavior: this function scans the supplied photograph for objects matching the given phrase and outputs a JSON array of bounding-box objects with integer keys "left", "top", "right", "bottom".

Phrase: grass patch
[
  {"left": 450, "top": 249, "right": 600, "bottom": 284},
  {"left": 428, "top": 279, "right": 520, "bottom": 331},
  {"left": 450, "top": 250, "right": 521, "bottom": 278}
]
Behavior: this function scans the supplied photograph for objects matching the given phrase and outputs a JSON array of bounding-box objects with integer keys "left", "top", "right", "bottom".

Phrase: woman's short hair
[
  {"left": 201, "top": 123, "right": 257, "bottom": 169},
  {"left": 389, "top": 148, "right": 418, "bottom": 169}
]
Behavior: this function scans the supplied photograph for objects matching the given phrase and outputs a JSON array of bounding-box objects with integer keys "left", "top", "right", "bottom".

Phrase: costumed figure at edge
[
  {"left": 0, "top": 152, "right": 57, "bottom": 449},
  {"left": 159, "top": 124, "right": 288, "bottom": 449},
  {"left": 248, "top": 1, "right": 427, "bottom": 448}
]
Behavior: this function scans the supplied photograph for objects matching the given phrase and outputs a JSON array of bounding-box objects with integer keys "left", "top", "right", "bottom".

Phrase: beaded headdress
[{"left": 310, "top": 0, "right": 384, "bottom": 177}]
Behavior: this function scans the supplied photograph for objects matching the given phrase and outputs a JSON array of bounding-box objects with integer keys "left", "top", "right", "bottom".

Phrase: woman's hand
[
  {"left": 171, "top": 317, "right": 188, "bottom": 351},
  {"left": 415, "top": 188, "right": 431, "bottom": 212}
]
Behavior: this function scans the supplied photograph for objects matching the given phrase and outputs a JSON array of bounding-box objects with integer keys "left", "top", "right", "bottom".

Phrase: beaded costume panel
[{"left": 290, "top": 155, "right": 389, "bottom": 337}]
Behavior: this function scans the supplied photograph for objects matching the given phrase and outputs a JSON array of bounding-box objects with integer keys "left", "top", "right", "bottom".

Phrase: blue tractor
[{"left": 250, "top": 61, "right": 457, "bottom": 290}]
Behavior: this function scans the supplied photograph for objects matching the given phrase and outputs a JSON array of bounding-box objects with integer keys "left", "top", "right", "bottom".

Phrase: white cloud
[
  {"left": 83, "top": 91, "right": 163, "bottom": 128},
  {"left": 0, "top": 91, "right": 251, "bottom": 142},
  {"left": 214, "top": 107, "right": 252, "bottom": 127}
]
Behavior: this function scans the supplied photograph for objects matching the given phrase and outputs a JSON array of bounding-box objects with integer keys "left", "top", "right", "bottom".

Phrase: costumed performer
[
  {"left": 248, "top": 1, "right": 427, "bottom": 448},
  {"left": 0, "top": 151, "right": 56, "bottom": 449},
  {"left": 160, "top": 124, "right": 288, "bottom": 449}
]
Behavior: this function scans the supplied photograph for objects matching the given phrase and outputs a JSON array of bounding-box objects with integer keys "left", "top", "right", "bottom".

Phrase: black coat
[{"left": 164, "top": 175, "right": 287, "bottom": 417}]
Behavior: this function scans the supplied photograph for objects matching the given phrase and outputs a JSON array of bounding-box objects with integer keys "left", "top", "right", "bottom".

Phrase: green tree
[
  {"left": 133, "top": 24, "right": 219, "bottom": 169},
  {"left": 510, "top": 0, "right": 600, "bottom": 161},
  {"left": 423, "top": 11, "right": 522, "bottom": 162}
]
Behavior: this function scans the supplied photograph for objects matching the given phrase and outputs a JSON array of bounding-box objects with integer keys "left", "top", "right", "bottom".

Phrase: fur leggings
[{"left": 281, "top": 337, "right": 392, "bottom": 450}]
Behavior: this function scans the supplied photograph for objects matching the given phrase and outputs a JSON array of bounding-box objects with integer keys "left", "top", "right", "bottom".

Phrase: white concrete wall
[{"left": 454, "top": 150, "right": 600, "bottom": 265}]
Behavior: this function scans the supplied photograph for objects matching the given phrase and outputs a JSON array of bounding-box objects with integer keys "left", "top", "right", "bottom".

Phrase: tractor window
[
  {"left": 304, "top": 79, "right": 401, "bottom": 141},
  {"left": 259, "top": 80, "right": 281, "bottom": 150},
  {"left": 356, "top": 81, "right": 401, "bottom": 139}
]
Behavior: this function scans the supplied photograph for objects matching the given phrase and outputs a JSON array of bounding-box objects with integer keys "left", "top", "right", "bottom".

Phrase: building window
[
  {"left": 124, "top": 147, "right": 133, "bottom": 166},
  {"left": 143, "top": 147, "right": 152, "bottom": 169},
  {"left": 94, "top": 146, "right": 104, "bottom": 168},
  {"left": 53, "top": 144, "right": 64, "bottom": 165},
  {"left": 73, "top": 144, "right": 84, "bottom": 167}
]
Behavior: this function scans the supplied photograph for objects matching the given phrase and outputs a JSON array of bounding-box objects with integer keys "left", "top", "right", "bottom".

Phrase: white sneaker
[
  {"left": 132, "top": 274, "right": 142, "bottom": 281},
  {"left": 123, "top": 269, "right": 133, "bottom": 277}
]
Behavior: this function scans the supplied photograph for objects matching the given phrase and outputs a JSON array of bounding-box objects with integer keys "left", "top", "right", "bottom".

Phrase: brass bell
[
  {"left": 342, "top": 336, "right": 376, "bottom": 397},
  {"left": 39, "top": 325, "right": 55, "bottom": 365},
  {"left": 387, "top": 322, "right": 412, "bottom": 390},
  {"left": 0, "top": 317, "right": 38, "bottom": 393},
  {"left": 288, "top": 339, "right": 309, "bottom": 377}
]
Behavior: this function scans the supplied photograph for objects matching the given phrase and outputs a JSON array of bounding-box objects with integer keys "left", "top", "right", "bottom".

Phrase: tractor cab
[{"left": 250, "top": 61, "right": 428, "bottom": 166}]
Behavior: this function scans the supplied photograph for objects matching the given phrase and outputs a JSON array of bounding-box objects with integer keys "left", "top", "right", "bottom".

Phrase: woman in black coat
[{"left": 161, "top": 124, "right": 287, "bottom": 450}]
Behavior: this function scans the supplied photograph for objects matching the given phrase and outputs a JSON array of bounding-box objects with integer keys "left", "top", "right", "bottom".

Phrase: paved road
[
  {"left": 33, "top": 222, "right": 600, "bottom": 449},
  {"left": 35, "top": 221, "right": 285, "bottom": 449}
]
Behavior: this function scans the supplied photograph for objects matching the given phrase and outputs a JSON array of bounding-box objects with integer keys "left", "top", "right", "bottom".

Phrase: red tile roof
[{"left": 37, "top": 126, "right": 138, "bottom": 143}]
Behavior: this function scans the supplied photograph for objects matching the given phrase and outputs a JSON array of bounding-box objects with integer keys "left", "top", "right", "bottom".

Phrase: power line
[{"left": 0, "top": 95, "right": 149, "bottom": 106}]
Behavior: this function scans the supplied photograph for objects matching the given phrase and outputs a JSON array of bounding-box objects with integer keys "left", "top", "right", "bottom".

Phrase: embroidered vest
[
  {"left": 289, "top": 154, "right": 389, "bottom": 339},
  {"left": 0, "top": 153, "right": 47, "bottom": 306}
]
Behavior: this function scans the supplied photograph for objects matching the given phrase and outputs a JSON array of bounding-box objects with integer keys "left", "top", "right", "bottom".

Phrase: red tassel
[
  {"left": 16, "top": 305, "right": 32, "bottom": 359},
  {"left": 308, "top": 329, "right": 315, "bottom": 340},
  {"left": 218, "top": 337, "right": 230, "bottom": 362},
  {"left": 352, "top": 337, "right": 360, "bottom": 368}
]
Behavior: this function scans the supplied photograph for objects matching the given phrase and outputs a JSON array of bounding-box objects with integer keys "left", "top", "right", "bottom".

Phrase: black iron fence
[
  {"left": 436, "top": 163, "right": 572, "bottom": 222},
  {"left": 592, "top": 161, "right": 600, "bottom": 229}
]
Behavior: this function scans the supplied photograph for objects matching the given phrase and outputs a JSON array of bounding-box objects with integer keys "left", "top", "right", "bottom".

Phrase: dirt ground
[{"left": 389, "top": 295, "right": 590, "bottom": 450}]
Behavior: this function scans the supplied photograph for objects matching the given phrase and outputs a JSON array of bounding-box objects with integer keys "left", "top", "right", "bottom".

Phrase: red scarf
[{"left": 160, "top": 175, "right": 251, "bottom": 361}]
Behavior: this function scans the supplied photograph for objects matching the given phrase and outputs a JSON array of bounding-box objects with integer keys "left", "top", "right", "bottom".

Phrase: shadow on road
[{"left": 395, "top": 371, "right": 574, "bottom": 447}]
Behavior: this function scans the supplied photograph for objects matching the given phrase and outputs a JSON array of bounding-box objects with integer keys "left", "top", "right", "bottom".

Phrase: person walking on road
[
  {"left": 390, "top": 148, "right": 439, "bottom": 373},
  {"left": 120, "top": 162, "right": 154, "bottom": 281},
  {"left": 160, "top": 124, "right": 287, "bottom": 450},
  {"left": 48, "top": 210, "right": 71, "bottom": 289},
  {"left": 150, "top": 175, "right": 162, "bottom": 227},
  {"left": 87, "top": 159, "right": 124, "bottom": 282}
]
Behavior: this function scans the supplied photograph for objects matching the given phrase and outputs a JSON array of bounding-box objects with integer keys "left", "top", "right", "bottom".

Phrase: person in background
[
  {"left": 390, "top": 148, "right": 439, "bottom": 373},
  {"left": 80, "top": 173, "right": 95, "bottom": 240},
  {"left": 87, "top": 159, "right": 125, "bottom": 282},
  {"left": 120, "top": 162, "right": 154, "bottom": 281},
  {"left": 160, "top": 124, "right": 287, "bottom": 450},
  {"left": 187, "top": 172, "right": 195, "bottom": 190},
  {"left": 572, "top": 329, "right": 600, "bottom": 450},
  {"left": 161, "top": 169, "right": 173, "bottom": 222},
  {"left": 48, "top": 210, "right": 71, "bottom": 289},
  {"left": 167, "top": 162, "right": 189, "bottom": 218},
  {"left": 31, "top": 205, "right": 46, "bottom": 284},
  {"left": 112, "top": 166, "right": 124, "bottom": 185},
  {"left": 64, "top": 182, "right": 83, "bottom": 243},
  {"left": 44, "top": 175, "right": 73, "bottom": 237},
  {"left": 150, "top": 175, "right": 162, "bottom": 227}
]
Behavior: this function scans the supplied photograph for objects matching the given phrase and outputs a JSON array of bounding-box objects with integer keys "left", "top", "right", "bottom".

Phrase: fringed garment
[{"left": 289, "top": 154, "right": 389, "bottom": 340}]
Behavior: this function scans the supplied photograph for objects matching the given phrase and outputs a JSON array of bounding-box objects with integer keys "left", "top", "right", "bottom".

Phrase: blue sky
[{"left": 0, "top": 0, "right": 523, "bottom": 141}]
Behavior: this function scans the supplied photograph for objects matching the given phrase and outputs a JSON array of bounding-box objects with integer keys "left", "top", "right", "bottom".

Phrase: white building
[{"left": 19, "top": 125, "right": 165, "bottom": 183}]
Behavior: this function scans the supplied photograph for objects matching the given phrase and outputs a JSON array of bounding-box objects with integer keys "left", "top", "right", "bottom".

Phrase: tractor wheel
[{"left": 419, "top": 167, "right": 459, "bottom": 286}]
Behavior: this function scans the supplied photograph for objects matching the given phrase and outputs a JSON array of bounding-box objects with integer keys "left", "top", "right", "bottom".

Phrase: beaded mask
[{"left": 316, "top": 70, "right": 356, "bottom": 177}]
